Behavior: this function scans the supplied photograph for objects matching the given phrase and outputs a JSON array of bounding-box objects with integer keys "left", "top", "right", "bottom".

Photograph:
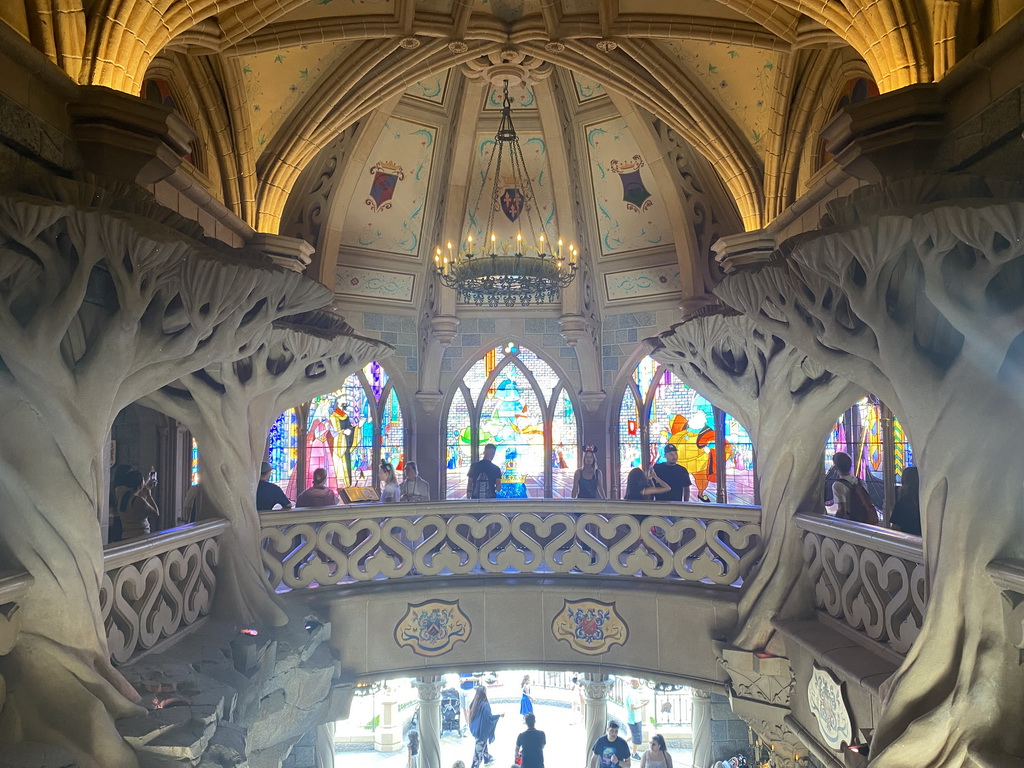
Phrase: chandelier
[{"left": 435, "top": 79, "right": 577, "bottom": 307}]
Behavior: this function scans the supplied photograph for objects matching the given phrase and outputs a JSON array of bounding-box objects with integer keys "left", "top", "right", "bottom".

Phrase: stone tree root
[{"left": 0, "top": 635, "right": 145, "bottom": 768}]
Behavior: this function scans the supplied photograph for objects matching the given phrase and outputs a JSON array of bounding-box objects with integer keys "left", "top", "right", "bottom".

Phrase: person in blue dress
[{"left": 520, "top": 675, "right": 534, "bottom": 716}]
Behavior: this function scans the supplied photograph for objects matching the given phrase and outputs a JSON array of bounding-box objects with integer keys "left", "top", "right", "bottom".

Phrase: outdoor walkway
[{"left": 334, "top": 693, "right": 694, "bottom": 768}]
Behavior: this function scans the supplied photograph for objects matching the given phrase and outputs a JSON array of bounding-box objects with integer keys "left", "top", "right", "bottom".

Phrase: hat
[
  {"left": 664, "top": 444, "right": 678, "bottom": 454},
  {"left": 582, "top": 444, "right": 598, "bottom": 453},
  {"left": 260, "top": 461, "right": 273, "bottom": 475}
]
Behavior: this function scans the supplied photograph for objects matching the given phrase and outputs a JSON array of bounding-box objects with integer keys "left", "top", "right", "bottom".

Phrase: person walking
[
  {"left": 625, "top": 679, "right": 649, "bottom": 760},
  {"left": 590, "top": 720, "right": 632, "bottom": 768},
  {"left": 469, "top": 686, "right": 503, "bottom": 767},
  {"left": 638, "top": 734, "right": 673, "bottom": 768},
  {"left": 652, "top": 444, "right": 691, "bottom": 501},
  {"left": 572, "top": 445, "right": 606, "bottom": 499},
  {"left": 515, "top": 713, "right": 546, "bottom": 768}
]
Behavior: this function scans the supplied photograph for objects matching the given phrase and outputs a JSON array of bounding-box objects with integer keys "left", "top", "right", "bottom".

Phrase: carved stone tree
[
  {"left": 140, "top": 311, "right": 391, "bottom": 627},
  {"left": 648, "top": 308, "right": 862, "bottom": 650},
  {"left": 716, "top": 176, "right": 1024, "bottom": 767},
  {"left": 0, "top": 180, "right": 331, "bottom": 767}
]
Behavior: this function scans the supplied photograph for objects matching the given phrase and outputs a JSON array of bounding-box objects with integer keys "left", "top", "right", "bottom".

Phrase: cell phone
[{"left": 149, "top": 471, "right": 158, "bottom": 487}]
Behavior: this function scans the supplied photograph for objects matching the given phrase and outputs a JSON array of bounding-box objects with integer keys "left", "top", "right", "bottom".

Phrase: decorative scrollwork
[
  {"left": 801, "top": 528, "right": 926, "bottom": 653},
  {"left": 101, "top": 533, "right": 221, "bottom": 664},
  {"left": 260, "top": 507, "right": 762, "bottom": 591}
]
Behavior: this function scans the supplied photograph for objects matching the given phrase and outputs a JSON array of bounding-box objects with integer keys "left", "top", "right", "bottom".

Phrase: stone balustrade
[
  {"left": 259, "top": 500, "right": 762, "bottom": 591},
  {"left": 795, "top": 513, "right": 926, "bottom": 654},
  {"left": 102, "top": 521, "right": 228, "bottom": 664}
]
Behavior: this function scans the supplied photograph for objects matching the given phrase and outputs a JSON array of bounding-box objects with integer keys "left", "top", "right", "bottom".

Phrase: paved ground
[{"left": 334, "top": 693, "right": 694, "bottom": 768}]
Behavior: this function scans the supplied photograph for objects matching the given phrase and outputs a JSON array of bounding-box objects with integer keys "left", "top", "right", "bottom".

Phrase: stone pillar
[
  {"left": 374, "top": 691, "right": 403, "bottom": 754},
  {"left": 691, "top": 689, "right": 712, "bottom": 768},
  {"left": 582, "top": 675, "right": 614, "bottom": 764},
  {"left": 414, "top": 676, "right": 445, "bottom": 768}
]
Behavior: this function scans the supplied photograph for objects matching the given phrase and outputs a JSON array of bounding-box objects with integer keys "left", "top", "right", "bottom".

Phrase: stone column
[
  {"left": 690, "top": 689, "right": 712, "bottom": 768},
  {"left": 582, "top": 675, "right": 614, "bottom": 765},
  {"left": 374, "top": 691, "right": 403, "bottom": 754},
  {"left": 414, "top": 676, "right": 445, "bottom": 768}
]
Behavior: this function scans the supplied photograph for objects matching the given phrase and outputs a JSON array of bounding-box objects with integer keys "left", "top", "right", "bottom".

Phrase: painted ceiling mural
[
  {"left": 571, "top": 73, "right": 607, "bottom": 104},
  {"left": 663, "top": 39, "right": 778, "bottom": 158},
  {"left": 585, "top": 118, "right": 675, "bottom": 257},
  {"left": 280, "top": 0, "right": 394, "bottom": 23},
  {"left": 340, "top": 117, "right": 437, "bottom": 257},
  {"left": 461, "top": 130, "right": 557, "bottom": 254},
  {"left": 405, "top": 73, "right": 451, "bottom": 106},
  {"left": 484, "top": 82, "right": 537, "bottom": 111},
  {"left": 240, "top": 42, "right": 357, "bottom": 150}
]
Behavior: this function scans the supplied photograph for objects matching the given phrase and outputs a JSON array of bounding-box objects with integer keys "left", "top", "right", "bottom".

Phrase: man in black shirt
[
  {"left": 590, "top": 720, "right": 631, "bottom": 768},
  {"left": 515, "top": 713, "right": 546, "bottom": 768},
  {"left": 467, "top": 444, "right": 502, "bottom": 499},
  {"left": 653, "top": 443, "right": 691, "bottom": 501},
  {"left": 256, "top": 461, "right": 292, "bottom": 510}
]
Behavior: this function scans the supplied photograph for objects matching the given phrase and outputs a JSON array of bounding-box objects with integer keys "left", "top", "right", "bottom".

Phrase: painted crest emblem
[
  {"left": 551, "top": 599, "right": 628, "bottom": 655},
  {"left": 366, "top": 160, "right": 405, "bottom": 212},
  {"left": 394, "top": 599, "right": 471, "bottom": 657},
  {"left": 499, "top": 176, "right": 525, "bottom": 222},
  {"left": 807, "top": 663, "right": 854, "bottom": 750},
  {"left": 610, "top": 155, "right": 653, "bottom": 213}
]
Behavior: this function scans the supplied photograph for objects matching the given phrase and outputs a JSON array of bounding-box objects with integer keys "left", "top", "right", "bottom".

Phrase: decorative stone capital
[
  {"left": 248, "top": 234, "right": 315, "bottom": 273},
  {"left": 415, "top": 391, "right": 445, "bottom": 413},
  {"left": 582, "top": 677, "right": 614, "bottom": 701},
  {"left": 820, "top": 83, "right": 946, "bottom": 182},
  {"left": 718, "top": 647, "right": 795, "bottom": 707},
  {"left": 412, "top": 678, "right": 446, "bottom": 701},
  {"left": 558, "top": 313, "right": 589, "bottom": 347},
  {"left": 430, "top": 315, "right": 460, "bottom": 346},
  {"left": 579, "top": 391, "right": 606, "bottom": 413},
  {"left": 679, "top": 293, "right": 721, "bottom": 316},
  {"left": 712, "top": 231, "right": 777, "bottom": 274},
  {"left": 69, "top": 85, "right": 195, "bottom": 186}
]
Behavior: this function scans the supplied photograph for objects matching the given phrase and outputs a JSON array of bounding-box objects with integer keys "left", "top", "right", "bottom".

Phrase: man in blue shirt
[{"left": 256, "top": 461, "right": 292, "bottom": 510}]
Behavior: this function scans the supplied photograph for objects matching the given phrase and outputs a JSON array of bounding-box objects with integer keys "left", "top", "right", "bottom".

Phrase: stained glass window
[
  {"left": 442, "top": 344, "right": 578, "bottom": 499},
  {"left": 445, "top": 389, "right": 472, "bottom": 499},
  {"left": 190, "top": 438, "right": 200, "bottom": 486},
  {"left": 616, "top": 356, "right": 756, "bottom": 504},
  {"left": 364, "top": 361, "right": 388, "bottom": 402},
  {"left": 380, "top": 389, "right": 404, "bottom": 470},
  {"left": 267, "top": 408, "right": 298, "bottom": 491}
]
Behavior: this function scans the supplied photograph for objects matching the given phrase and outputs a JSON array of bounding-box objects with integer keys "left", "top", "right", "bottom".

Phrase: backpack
[{"left": 835, "top": 478, "right": 877, "bottom": 524}]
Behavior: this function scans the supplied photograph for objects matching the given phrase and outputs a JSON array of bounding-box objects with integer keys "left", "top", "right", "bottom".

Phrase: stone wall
[{"left": 709, "top": 693, "right": 749, "bottom": 765}]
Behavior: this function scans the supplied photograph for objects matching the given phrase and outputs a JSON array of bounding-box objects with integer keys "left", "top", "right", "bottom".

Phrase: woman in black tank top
[{"left": 572, "top": 445, "right": 605, "bottom": 499}]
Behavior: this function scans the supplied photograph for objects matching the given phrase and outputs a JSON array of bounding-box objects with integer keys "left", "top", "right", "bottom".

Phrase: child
[{"left": 407, "top": 730, "right": 419, "bottom": 768}]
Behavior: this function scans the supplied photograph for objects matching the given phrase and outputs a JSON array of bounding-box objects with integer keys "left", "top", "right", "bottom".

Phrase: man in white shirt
[{"left": 400, "top": 461, "right": 430, "bottom": 502}]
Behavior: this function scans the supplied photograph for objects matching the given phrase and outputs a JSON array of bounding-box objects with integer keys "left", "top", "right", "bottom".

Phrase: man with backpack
[{"left": 830, "top": 452, "right": 878, "bottom": 524}]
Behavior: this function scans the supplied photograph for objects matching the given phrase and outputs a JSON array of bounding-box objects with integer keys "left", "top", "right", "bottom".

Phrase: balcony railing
[
  {"left": 101, "top": 521, "right": 229, "bottom": 664},
  {"left": 259, "top": 500, "right": 762, "bottom": 592},
  {"left": 795, "top": 512, "right": 926, "bottom": 654}
]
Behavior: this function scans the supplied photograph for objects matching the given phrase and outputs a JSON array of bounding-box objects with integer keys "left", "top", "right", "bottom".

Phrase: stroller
[{"left": 440, "top": 687, "right": 461, "bottom": 735}]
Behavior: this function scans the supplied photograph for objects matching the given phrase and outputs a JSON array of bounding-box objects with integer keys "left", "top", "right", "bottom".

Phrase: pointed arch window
[
  {"left": 266, "top": 362, "right": 404, "bottom": 497},
  {"left": 443, "top": 343, "right": 579, "bottom": 499},
  {"left": 616, "top": 356, "right": 757, "bottom": 504}
]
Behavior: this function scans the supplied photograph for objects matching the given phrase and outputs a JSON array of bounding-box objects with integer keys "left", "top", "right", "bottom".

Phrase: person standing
[
  {"left": 830, "top": 451, "right": 873, "bottom": 523},
  {"left": 467, "top": 444, "right": 502, "bottom": 499},
  {"left": 296, "top": 467, "right": 338, "bottom": 507},
  {"left": 623, "top": 467, "right": 670, "bottom": 501},
  {"left": 380, "top": 459, "right": 401, "bottom": 503},
  {"left": 639, "top": 734, "right": 673, "bottom": 768},
  {"left": 119, "top": 469, "right": 160, "bottom": 539},
  {"left": 625, "top": 679, "right": 649, "bottom": 760},
  {"left": 590, "top": 720, "right": 632, "bottom": 768},
  {"left": 572, "top": 445, "right": 606, "bottom": 499},
  {"left": 459, "top": 673, "right": 479, "bottom": 737},
  {"left": 889, "top": 465, "right": 921, "bottom": 535},
  {"left": 401, "top": 461, "right": 431, "bottom": 502},
  {"left": 468, "top": 686, "right": 503, "bottom": 768},
  {"left": 515, "top": 713, "right": 546, "bottom": 768},
  {"left": 257, "top": 461, "right": 292, "bottom": 510},
  {"left": 519, "top": 675, "right": 534, "bottom": 717},
  {"left": 652, "top": 445, "right": 691, "bottom": 501}
]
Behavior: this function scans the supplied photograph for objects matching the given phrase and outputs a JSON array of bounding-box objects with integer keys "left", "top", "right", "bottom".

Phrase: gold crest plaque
[
  {"left": 394, "top": 599, "right": 472, "bottom": 657},
  {"left": 551, "top": 598, "right": 628, "bottom": 655}
]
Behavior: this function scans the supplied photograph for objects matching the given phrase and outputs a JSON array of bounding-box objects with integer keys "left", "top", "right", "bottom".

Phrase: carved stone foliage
[
  {"left": 260, "top": 506, "right": 762, "bottom": 590},
  {"left": 718, "top": 647, "right": 794, "bottom": 707},
  {"left": 715, "top": 175, "right": 1024, "bottom": 767},
  {"left": 800, "top": 520, "right": 926, "bottom": 654},
  {"left": 101, "top": 523, "right": 225, "bottom": 664}
]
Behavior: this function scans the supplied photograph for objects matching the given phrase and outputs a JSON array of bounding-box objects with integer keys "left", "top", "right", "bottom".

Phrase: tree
[
  {"left": 0, "top": 178, "right": 331, "bottom": 767},
  {"left": 140, "top": 311, "right": 391, "bottom": 628},
  {"left": 649, "top": 308, "right": 862, "bottom": 650},
  {"left": 716, "top": 176, "right": 1024, "bottom": 767}
]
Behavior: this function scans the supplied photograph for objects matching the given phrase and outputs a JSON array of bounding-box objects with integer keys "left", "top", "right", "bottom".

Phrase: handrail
[
  {"left": 794, "top": 512, "right": 926, "bottom": 655},
  {"left": 259, "top": 501, "right": 763, "bottom": 591},
  {"left": 0, "top": 570, "right": 34, "bottom": 605},
  {"left": 101, "top": 520, "right": 229, "bottom": 664}
]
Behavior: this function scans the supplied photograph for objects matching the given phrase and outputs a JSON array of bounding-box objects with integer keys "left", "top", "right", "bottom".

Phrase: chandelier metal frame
[{"left": 435, "top": 79, "right": 577, "bottom": 307}]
